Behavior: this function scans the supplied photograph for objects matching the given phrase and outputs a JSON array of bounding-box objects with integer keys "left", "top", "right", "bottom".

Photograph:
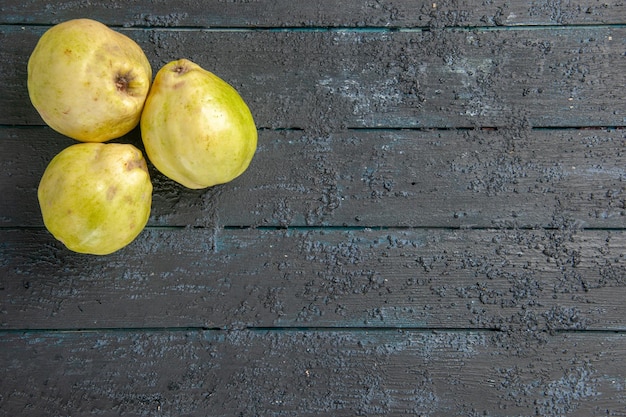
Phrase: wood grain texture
[
  {"left": 2, "top": 227, "right": 624, "bottom": 331},
  {"left": 2, "top": 0, "right": 625, "bottom": 27},
  {"left": 3, "top": 126, "right": 624, "bottom": 228},
  {"left": 2, "top": 26, "right": 625, "bottom": 128},
  {"left": 2, "top": 2, "right": 626, "bottom": 416},
  {"left": 1, "top": 329, "right": 625, "bottom": 416}
]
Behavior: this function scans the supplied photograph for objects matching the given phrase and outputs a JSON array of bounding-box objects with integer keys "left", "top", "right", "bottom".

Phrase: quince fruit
[
  {"left": 38, "top": 143, "right": 152, "bottom": 255},
  {"left": 28, "top": 18, "right": 152, "bottom": 142},
  {"left": 140, "top": 59, "right": 257, "bottom": 189}
]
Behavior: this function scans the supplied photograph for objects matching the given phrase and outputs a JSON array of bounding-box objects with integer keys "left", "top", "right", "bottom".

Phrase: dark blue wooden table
[{"left": 1, "top": 1, "right": 626, "bottom": 415}]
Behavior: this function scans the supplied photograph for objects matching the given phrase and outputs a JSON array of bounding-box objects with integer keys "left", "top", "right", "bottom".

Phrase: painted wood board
[
  {"left": 2, "top": 227, "right": 624, "bottom": 331},
  {"left": 3, "top": 126, "right": 624, "bottom": 228},
  {"left": 2, "top": 0, "right": 625, "bottom": 27},
  {"left": 2, "top": 26, "right": 624, "bottom": 128},
  {"left": 1, "top": 329, "right": 625, "bottom": 416}
]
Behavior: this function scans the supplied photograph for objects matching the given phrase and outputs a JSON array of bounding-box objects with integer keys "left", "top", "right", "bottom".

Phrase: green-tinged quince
[
  {"left": 140, "top": 59, "right": 257, "bottom": 189},
  {"left": 38, "top": 143, "right": 153, "bottom": 255}
]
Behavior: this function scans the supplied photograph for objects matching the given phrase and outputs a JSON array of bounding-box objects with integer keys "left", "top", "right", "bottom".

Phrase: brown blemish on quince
[
  {"left": 125, "top": 158, "right": 148, "bottom": 172},
  {"left": 106, "top": 186, "right": 117, "bottom": 201}
]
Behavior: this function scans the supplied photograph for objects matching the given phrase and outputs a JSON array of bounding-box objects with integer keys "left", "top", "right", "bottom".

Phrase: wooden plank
[
  {"left": 2, "top": 26, "right": 625, "bottom": 129},
  {"left": 1, "top": 329, "right": 625, "bottom": 416},
  {"left": 2, "top": 227, "right": 625, "bottom": 331},
  {"left": 3, "top": 126, "right": 625, "bottom": 229},
  {"left": 186, "top": 127, "right": 626, "bottom": 229},
  {"left": 2, "top": 0, "right": 626, "bottom": 27}
]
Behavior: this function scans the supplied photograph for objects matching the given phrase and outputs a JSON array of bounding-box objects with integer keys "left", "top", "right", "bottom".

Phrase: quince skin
[
  {"left": 38, "top": 143, "right": 152, "bottom": 255},
  {"left": 28, "top": 18, "right": 152, "bottom": 142},
  {"left": 140, "top": 59, "right": 257, "bottom": 189}
]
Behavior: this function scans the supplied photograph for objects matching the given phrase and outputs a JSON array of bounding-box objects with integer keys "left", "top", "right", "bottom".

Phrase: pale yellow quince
[
  {"left": 140, "top": 59, "right": 257, "bottom": 189},
  {"left": 38, "top": 143, "right": 153, "bottom": 255},
  {"left": 28, "top": 18, "right": 152, "bottom": 142}
]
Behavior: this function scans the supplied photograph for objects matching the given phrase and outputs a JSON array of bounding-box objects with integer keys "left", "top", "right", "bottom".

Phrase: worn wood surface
[
  {"left": 1, "top": 1, "right": 626, "bottom": 416},
  {"left": 3, "top": 26, "right": 625, "bottom": 128},
  {"left": 2, "top": 227, "right": 626, "bottom": 331},
  {"left": 2, "top": 0, "right": 626, "bottom": 27},
  {"left": 2, "top": 330, "right": 626, "bottom": 417},
  {"left": 3, "top": 126, "right": 625, "bottom": 229}
]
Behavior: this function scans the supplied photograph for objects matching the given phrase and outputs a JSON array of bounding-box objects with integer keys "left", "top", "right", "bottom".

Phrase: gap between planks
[
  {"left": 4, "top": 22, "right": 626, "bottom": 31},
  {"left": 2, "top": 325, "right": 624, "bottom": 336}
]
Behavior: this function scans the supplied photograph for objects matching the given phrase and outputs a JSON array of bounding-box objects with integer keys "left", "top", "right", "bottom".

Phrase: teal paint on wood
[
  {"left": 2, "top": 126, "right": 624, "bottom": 228},
  {"left": 2, "top": 228, "right": 624, "bottom": 331},
  {"left": 2, "top": 0, "right": 626, "bottom": 27},
  {"left": 3, "top": 26, "right": 625, "bottom": 128},
  {"left": 2, "top": 3, "right": 626, "bottom": 416},
  {"left": 1, "top": 330, "right": 625, "bottom": 416}
]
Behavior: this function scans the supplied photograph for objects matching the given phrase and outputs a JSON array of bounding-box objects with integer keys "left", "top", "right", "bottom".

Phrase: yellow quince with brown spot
[
  {"left": 28, "top": 18, "right": 152, "bottom": 142},
  {"left": 38, "top": 143, "right": 153, "bottom": 255}
]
